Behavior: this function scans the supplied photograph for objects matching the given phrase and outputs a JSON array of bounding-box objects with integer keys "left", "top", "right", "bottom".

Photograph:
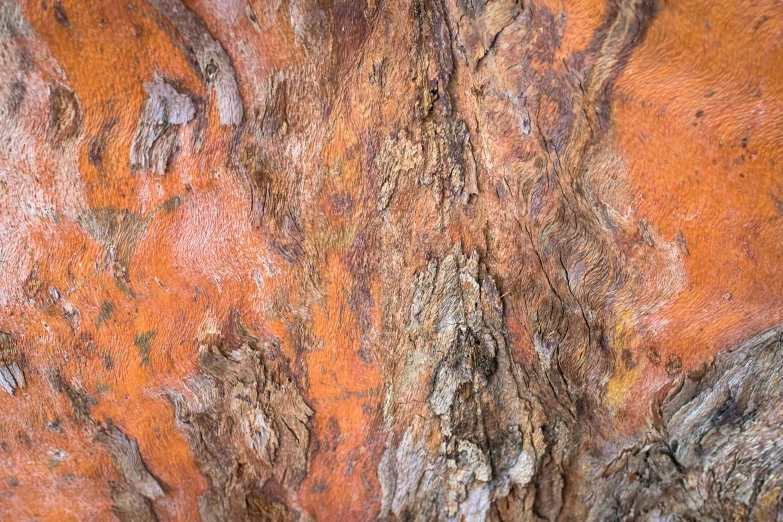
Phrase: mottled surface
[{"left": 0, "top": 0, "right": 783, "bottom": 520}]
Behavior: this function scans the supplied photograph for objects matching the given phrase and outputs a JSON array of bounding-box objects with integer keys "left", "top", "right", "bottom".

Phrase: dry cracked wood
[{"left": 1, "top": 0, "right": 783, "bottom": 520}]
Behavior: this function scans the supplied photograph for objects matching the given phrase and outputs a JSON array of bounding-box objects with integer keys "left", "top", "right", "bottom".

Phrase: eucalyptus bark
[{"left": 1, "top": 0, "right": 783, "bottom": 520}]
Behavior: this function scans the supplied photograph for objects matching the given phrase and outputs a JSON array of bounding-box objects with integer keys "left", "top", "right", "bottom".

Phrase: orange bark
[{"left": 0, "top": 0, "right": 782, "bottom": 520}]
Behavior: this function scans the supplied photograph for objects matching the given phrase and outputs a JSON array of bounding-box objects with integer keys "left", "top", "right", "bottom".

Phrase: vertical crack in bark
[
  {"left": 398, "top": 0, "right": 665, "bottom": 518},
  {"left": 414, "top": 0, "right": 455, "bottom": 118},
  {"left": 508, "top": 1, "right": 661, "bottom": 517},
  {"left": 524, "top": 0, "right": 659, "bottom": 410},
  {"left": 450, "top": 0, "right": 660, "bottom": 407},
  {"left": 400, "top": 0, "right": 480, "bottom": 227}
]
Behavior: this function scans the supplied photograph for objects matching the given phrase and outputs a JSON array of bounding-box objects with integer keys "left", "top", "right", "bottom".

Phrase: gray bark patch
[
  {"left": 379, "top": 243, "right": 540, "bottom": 521},
  {"left": 130, "top": 75, "right": 195, "bottom": 174},
  {"left": 149, "top": 0, "right": 243, "bottom": 126},
  {"left": 587, "top": 325, "right": 783, "bottom": 521},
  {"left": 108, "top": 481, "right": 159, "bottom": 522},
  {"left": 96, "top": 423, "right": 165, "bottom": 501}
]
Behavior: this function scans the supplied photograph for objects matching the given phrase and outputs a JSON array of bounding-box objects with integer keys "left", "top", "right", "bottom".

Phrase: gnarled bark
[{"left": 1, "top": 0, "right": 783, "bottom": 520}]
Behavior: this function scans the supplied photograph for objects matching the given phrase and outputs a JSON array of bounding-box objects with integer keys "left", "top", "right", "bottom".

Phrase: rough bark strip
[
  {"left": 96, "top": 423, "right": 165, "bottom": 501},
  {"left": 379, "top": 243, "right": 542, "bottom": 521},
  {"left": 166, "top": 311, "right": 313, "bottom": 521},
  {"left": 109, "top": 482, "right": 159, "bottom": 522},
  {"left": 49, "top": 368, "right": 165, "bottom": 518},
  {"left": 2, "top": 0, "right": 783, "bottom": 519},
  {"left": 587, "top": 325, "right": 783, "bottom": 521}
]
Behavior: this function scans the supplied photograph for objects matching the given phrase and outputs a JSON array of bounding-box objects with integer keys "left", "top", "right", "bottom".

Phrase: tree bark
[{"left": 1, "top": 0, "right": 783, "bottom": 520}]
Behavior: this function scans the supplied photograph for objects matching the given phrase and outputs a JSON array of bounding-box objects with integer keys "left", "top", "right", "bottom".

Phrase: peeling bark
[
  {"left": 97, "top": 423, "right": 165, "bottom": 501},
  {"left": 379, "top": 243, "right": 539, "bottom": 521},
  {"left": 148, "top": 0, "right": 243, "bottom": 126},
  {"left": 1, "top": 0, "right": 783, "bottom": 520},
  {"left": 130, "top": 74, "right": 195, "bottom": 174},
  {"left": 167, "top": 312, "right": 313, "bottom": 521},
  {"left": 589, "top": 326, "right": 783, "bottom": 521}
]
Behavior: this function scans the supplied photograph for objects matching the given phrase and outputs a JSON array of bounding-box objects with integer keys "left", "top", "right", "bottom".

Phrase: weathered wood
[{"left": 1, "top": 0, "right": 783, "bottom": 520}]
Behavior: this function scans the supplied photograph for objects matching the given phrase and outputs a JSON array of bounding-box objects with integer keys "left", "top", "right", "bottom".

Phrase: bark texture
[{"left": 1, "top": 0, "right": 783, "bottom": 520}]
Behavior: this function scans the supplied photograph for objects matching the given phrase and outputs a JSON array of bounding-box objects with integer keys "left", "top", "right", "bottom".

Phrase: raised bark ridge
[
  {"left": 130, "top": 75, "right": 196, "bottom": 174},
  {"left": 379, "top": 243, "right": 539, "bottom": 521},
  {"left": 588, "top": 326, "right": 783, "bottom": 521}
]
